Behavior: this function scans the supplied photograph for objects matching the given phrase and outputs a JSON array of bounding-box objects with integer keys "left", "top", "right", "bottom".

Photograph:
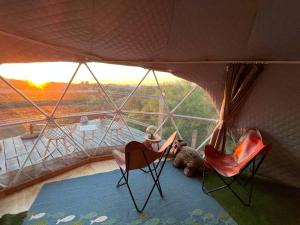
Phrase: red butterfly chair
[
  {"left": 112, "top": 132, "right": 176, "bottom": 212},
  {"left": 202, "top": 128, "right": 271, "bottom": 206}
]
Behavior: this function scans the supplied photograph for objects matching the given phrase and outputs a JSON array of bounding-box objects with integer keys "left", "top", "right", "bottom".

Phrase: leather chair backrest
[
  {"left": 125, "top": 131, "right": 176, "bottom": 171},
  {"left": 158, "top": 132, "right": 177, "bottom": 153},
  {"left": 233, "top": 128, "right": 265, "bottom": 164}
]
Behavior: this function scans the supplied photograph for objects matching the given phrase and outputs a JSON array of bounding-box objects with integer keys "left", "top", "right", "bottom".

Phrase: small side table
[
  {"left": 79, "top": 124, "right": 98, "bottom": 144},
  {"left": 144, "top": 135, "right": 161, "bottom": 150}
]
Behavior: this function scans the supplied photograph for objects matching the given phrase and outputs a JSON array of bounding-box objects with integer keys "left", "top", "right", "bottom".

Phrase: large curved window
[{"left": 0, "top": 62, "right": 218, "bottom": 190}]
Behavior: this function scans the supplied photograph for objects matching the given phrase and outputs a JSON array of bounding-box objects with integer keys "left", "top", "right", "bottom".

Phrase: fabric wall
[{"left": 234, "top": 65, "right": 300, "bottom": 187}]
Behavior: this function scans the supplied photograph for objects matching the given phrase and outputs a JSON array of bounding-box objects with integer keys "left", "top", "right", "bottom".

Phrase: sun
[{"left": 26, "top": 78, "right": 48, "bottom": 89}]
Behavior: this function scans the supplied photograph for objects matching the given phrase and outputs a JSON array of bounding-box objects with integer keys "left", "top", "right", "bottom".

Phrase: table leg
[{"left": 83, "top": 131, "right": 85, "bottom": 144}]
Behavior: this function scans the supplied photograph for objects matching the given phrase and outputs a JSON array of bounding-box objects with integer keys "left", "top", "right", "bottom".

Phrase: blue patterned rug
[{"left": 23, "top": 162, "right": 237, "bottom": 225}]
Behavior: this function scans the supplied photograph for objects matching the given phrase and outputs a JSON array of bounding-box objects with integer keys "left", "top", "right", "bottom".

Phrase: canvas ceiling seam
[
  {"left": 19, "top": 15, "right": 91, "bottom": 33},
  {"left": 1, "top": 30, "right": 300, "bottom": 64},
  {"left": 246, "top": 2, "right": 260, "bottom": 43},
  {"left": 0, "top": 29, "right": 99, "bottom": 61},
  {"left": 0, "top": 0, "right": 80, "bottom": 19}
]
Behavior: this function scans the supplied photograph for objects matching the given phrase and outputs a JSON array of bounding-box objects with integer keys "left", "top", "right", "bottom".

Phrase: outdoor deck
[{"left": 0, "top": 119, "right": 146, "bottom": 177}]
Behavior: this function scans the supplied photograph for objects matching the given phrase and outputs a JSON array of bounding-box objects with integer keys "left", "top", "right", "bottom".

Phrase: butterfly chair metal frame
[
  {"left": 139, "top": 153, "right": 164, "bottom": 174},
  {"left": 202, "top": 128, "right": 271, "bottom": 206},
  {"left": 113, "top": 132, "right": 176, "bottom": 213}
]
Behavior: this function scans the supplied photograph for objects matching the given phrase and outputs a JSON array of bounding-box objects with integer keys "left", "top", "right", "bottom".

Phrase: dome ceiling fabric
[{"left": 0, "top": 0, "right": 299, "bottom": 63}]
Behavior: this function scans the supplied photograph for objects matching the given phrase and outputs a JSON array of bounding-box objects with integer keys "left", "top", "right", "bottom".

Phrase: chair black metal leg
[
  {"left": 141, "top": 161, "right": 163, "bottom": 196},
  {"left": 202, "top": 162, "right": 256, "bottom": 207},
  {"left": 152, "top": 147, "right": 172, "bottom": 195},
  {"left": 218, "top": 174, "right": 252, "bottom": 206},
  {"left": 117, "top": 167, "right": 164, "bottom": 213},
  {"left": 139, "top": 168, "right": 150, "bottom": 173},
  {"left": 140, "top": 160, "right": 160, "bottom": 173},
  {"left": 146, "top": 161, "right": 163, "bottom": 198},
  {"left": 152, "top": 146, "right": 173, "bottom": 194},
  {"left": 154, "top": 154, "right": 164, "bottom": 170},
  {"left": 202, "top": 165, "right": 208, "bottom": 194},
  {"left": 118, "top": 168, "right": 144, "bottom": 213},
  {"left": 152, "top": 163, "right": 163, "bottom": 195},
  {"left": 138, "top": 154, "right": 172, "bottom": 212},
  {"left": 242, "top": 162, "right": 255, "bottom": 188},
  {"left": 202, "top": 166, "right": 232, "bottom": 194},
  {"left": 117, "top": 172, "right": 127, "bottom": 187},
  {"left": 115, "top": 145, "right": 173, "bottom": 213},
  {"left": 246, "top": 160, "right": 256, "bottom": 206},
  {"left": 116, "top": 164, "right": 164, "bottom": 212},
  {"left": 141, "top": 150, "right": 165, "bottom": 198}
]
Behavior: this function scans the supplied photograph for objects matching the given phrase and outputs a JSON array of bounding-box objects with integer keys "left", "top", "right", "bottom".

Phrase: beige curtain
[{"left": 210, "top": 64, "right": 264, "bottom": 152}]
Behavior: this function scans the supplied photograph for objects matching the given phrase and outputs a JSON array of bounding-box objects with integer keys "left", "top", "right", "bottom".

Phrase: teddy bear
[{"left": 172, "top": 139, "right": 205, "bottom": 177}]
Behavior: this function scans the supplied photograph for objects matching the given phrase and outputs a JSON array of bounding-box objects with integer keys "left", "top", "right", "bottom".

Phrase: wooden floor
[
  {"left": 0, "top": 159, "right": 119, "bottom": 217},
  {"left": 0, "top": 119, "right": 145, "bottom": 177}
]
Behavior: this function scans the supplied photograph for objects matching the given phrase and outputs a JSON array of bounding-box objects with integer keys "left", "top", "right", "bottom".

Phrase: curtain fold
[{"left": 210, "top": 64, "right": 264, "bottom": 152}]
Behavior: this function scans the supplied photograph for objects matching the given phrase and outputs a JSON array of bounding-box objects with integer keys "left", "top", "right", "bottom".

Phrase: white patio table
[{"left": 79, "top": 124, "right": 98, "bottom": 144}]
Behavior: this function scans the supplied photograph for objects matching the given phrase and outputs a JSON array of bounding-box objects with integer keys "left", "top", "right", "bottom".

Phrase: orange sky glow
[{"left": 0, "top": 62, "right": 179, "bottom": 87}]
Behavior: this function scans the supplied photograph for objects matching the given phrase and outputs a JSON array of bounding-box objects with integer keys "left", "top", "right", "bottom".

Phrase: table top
[
  {"left": 79, "top": 124, "right": 98, "bottom": 132},
  {"left": 144, "top": 135, "right": 161, "bottom": 143}
]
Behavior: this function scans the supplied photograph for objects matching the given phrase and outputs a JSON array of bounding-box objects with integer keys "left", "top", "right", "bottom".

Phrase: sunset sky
[{"left": 0, "top": 62, "right": 179, "bottom": 86}]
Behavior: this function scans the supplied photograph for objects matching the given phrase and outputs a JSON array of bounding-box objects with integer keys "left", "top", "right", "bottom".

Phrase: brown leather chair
[
  {"left": 202, "top": 128, "right": 272, "bottom": 206},
  {"left": 112, "top": 132, "right": 176, "bottom": 212}
]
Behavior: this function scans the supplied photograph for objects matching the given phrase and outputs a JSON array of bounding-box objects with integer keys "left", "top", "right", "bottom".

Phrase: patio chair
[
  {"left": 43, "top": 122, "right": 77, "bottom": 158},
  {"left": 108, "top": 114, "right": 126, "bottom": 140},
  {"left": 112, "top": 132, "right": 176, "bottom": 212},
  {"left": 202, "top": 128, "right": 272, "bottom": 206}
]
